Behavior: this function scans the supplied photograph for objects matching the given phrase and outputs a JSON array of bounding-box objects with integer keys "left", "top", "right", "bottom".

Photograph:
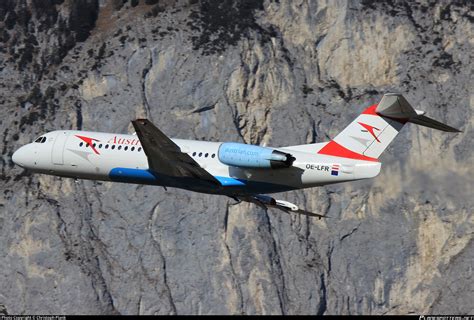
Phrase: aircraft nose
[{"left": 12, "top": 146, "right": 28, "bottom": 167}]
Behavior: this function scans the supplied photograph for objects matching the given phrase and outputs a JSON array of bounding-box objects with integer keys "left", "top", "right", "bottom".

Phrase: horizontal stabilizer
[
  {"left": 376, "top": 93, "right": 461, "bottom": 132},
  {"left": 409, "top": 114, "right": 461, "bottom": 132}
]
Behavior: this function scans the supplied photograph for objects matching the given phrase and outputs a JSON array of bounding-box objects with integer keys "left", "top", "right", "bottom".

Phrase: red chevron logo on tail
[{"left": 358, "top": 122, "right": 381, "bottom": 142}]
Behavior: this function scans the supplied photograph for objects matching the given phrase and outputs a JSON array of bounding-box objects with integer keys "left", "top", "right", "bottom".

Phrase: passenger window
[
  {"left": 111, "top": 145, "right": 115, "bottom": 150},
  {"left": 211, "top": 154, "right": 215, "bottom": 158},
  {"left": 124, "top": 146, "right": 128, "bottom": 151},
  {"left": 105, "top": 144, "right": 109, "bottom": 149},
  {"left": 138, "top": 147, "right": 142, "bottom": 152},
  {"left": 118, "top": 146, "right": 122, "bottom": 150},
  {"left": 192, "top": 152, "right": 196, "bottom": 156},
  {"left": 198, "top": 152, "right": 202, "bottom": 157},
  {"left": 86, "top": 143, "right": 89, "bottom": 147},
  {"left": 93, "top": 143, "right": 96, "bottom": 148},
  {"left": 205, "top": 153, "right": 208, "bottom": 158},
  {"left": 99, "top": 144, "right": 102, "bottom": 148},
  {"left": 131, "top": 147, "right": 135, "bottom": 151},
  {"left": 79, "top": 142, "right": 83, "bottom": 147}
]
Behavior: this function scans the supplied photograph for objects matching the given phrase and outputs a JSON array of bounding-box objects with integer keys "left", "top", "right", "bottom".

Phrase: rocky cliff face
[{"left": 0, "top": 0, "right": 472, "bottom": 315}]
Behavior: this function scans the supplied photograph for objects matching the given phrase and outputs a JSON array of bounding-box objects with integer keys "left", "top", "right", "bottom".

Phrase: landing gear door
[{"left": 51, "top": 131, "right": 69, "bottom": 165}]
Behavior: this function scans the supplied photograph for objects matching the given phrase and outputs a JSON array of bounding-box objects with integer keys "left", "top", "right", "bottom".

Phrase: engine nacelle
[{"left": 218, "top": 142, "right": 295, "bottom": 169}]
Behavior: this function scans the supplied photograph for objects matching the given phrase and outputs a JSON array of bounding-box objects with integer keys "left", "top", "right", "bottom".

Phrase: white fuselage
[{"left": 12, "top": 130, "right": 381, "bottom": 195}]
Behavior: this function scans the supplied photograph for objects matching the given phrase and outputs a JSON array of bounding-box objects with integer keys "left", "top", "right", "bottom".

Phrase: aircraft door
[{"left": 51, "top": 131, "right": 69, "bottom": 165}]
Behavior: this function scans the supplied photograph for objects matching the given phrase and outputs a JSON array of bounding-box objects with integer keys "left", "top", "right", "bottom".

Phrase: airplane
[{"left": 11, "top": 93, "right": 460, "bottom": 219}]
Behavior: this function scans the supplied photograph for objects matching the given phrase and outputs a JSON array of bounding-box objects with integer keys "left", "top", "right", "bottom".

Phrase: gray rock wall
[{"left": 0, "top": 0, "right": 472, "bottom": 315}]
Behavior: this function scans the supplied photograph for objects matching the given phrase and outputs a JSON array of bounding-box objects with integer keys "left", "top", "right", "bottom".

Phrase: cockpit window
[{"left": 34, "top": 136, "right": 47, "bottom": 143}]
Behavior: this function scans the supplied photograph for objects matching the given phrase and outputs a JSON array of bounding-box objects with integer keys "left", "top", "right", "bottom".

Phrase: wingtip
[
  {"left": 442, "top": 125, "right": 462, "bottom": 133},
  {"left": 442, "top": 127, "right": 462, "bottom": 133}
]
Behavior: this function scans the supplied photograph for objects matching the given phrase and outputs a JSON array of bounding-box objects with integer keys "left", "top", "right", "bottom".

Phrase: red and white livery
[{"left": 12, "top": 93, "right": 460, "bottom": 218}]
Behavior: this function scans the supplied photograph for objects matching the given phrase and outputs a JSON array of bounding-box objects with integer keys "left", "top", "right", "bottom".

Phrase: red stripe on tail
[
  {"left": 318, "top": 141, "right": 379, "bottom": 162},
  {"left": 362, "top": 103, "right": 408, "bottom": 124},
  {"left": 361, "top": 104, "right": 378, "bottom": 115}
]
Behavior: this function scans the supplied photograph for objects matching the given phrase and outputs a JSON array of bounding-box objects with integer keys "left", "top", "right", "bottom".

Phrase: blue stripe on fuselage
[
  {"left": 214, "top": 175, "right": 294, "bottom": 193},
  {"left": 214, "top": 176, "right": 246, "bottom": 186},
  {"left": 109, "top": 167, "right": 159, "bottom": 184},
  {"left": 108, "top": 168, "right": 295, "bottom": 194}
]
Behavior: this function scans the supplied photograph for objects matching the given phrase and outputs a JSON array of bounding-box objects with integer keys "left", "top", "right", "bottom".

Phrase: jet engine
[{"left": 218, "top": 142, "right": 295, "bottom": 169}]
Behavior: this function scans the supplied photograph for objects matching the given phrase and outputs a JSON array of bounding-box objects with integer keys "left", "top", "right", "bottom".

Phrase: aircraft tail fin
[{"left": 318, "top": 93, "right": 460, "bottom": 161}]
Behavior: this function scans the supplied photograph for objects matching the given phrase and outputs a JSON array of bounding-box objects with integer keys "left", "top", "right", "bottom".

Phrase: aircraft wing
[
  {"left": 237, "top": 195, "right": 328, "bottom": 219},
  {"left": 132, "top": 119, "right": 220, "bottom": 185}
]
